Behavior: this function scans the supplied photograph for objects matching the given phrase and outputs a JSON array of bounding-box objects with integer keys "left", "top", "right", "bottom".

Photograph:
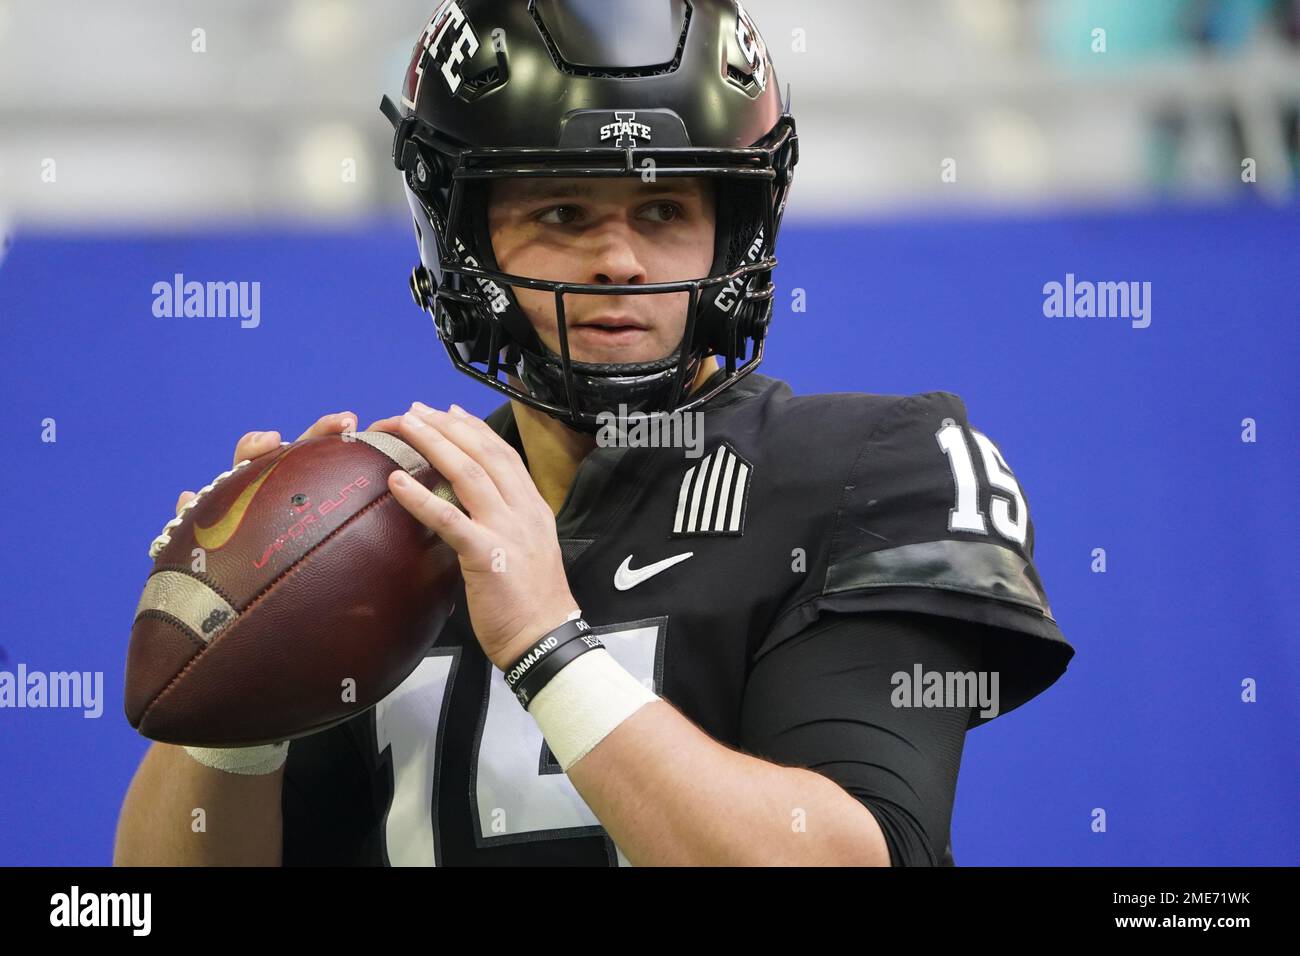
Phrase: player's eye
[
  {"left": 639, "top": 201, "right": 684, "bottom": 223},
  {"left": 537, "top": 204, "right": 582, "bottom": 225}
]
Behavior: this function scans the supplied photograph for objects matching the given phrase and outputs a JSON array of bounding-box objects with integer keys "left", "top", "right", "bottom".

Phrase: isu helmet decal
[
  {"left": 403, "top": 0, "right": 482, "bottom": 107},
  {"left": 599, "top": 111, "right": 653, "bottom": 148}
]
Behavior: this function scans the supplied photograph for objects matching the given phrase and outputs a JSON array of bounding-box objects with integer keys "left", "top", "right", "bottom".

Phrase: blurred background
[
  {"left": 2, "top": 0, "right": 1299, "bottom": 223},
  {"left": 0, "top": 0, "right": 1297, "bottom": 867}
]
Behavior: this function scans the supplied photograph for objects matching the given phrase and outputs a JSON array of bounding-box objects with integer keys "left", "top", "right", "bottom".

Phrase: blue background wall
[{"left": 1, "top": 201, "right": 1296, "bottom": 865}]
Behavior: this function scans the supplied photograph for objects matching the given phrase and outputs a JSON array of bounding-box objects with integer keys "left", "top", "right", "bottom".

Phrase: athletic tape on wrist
[
  {"left": 526, "top": 648, "right": 660, "bottom": 772},
  {"left": 184, "top": 740, "right": 290, "bottom": 776}
]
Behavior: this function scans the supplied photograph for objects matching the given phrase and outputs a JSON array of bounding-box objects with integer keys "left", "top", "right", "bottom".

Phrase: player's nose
[{"left": 585, "top": 224, "right": 647, "bottom": 286}]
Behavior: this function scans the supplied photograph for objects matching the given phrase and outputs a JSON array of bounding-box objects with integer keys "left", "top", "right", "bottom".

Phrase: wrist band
[
  {"left": 184, "top": 740, "right": 290, "bottom": 776},
  {"left": 514, "top": 631, "right": 605, "bottom": 708},
  {"left": 526, "top": 648, "right": 660, "bottom": 772},
  {"left": 503, "top": 610, "right": 588, "bottom": 707}
]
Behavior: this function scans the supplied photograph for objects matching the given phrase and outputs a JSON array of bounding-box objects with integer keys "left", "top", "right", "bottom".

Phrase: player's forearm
[
  {"left": 564, "top": 700, "right": 891, "bottom": 866},
  {"left": 113, "top": 742, "right": 284, "bottom": 866}
]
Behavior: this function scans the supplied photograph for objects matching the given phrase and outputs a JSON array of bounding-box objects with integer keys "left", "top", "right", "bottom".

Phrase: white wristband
[
  {"left": 184, "top": 740, "right": 290, "bottom": 776},
  {"left": 526, "top": 647, "right": 659, "bottom": 772}
]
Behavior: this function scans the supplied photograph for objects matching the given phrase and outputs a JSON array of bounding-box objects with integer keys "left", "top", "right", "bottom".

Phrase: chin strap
[{"left": 517, "top": 343, "right": 703, "bottom": 432}]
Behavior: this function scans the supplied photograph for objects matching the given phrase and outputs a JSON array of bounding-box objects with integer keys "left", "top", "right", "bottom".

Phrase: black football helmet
[{"left": 381, "top": 0, "right": 798, "bottom": 433}]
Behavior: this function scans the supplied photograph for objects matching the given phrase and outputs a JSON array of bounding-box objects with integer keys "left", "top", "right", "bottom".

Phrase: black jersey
[{"left": 282, "top": 371, "right": 1074, "bottom": 865}]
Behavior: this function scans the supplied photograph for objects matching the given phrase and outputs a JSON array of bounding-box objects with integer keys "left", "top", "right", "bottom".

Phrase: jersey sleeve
[
  {"left": 757, "top": 390, "right": 1074, "bottom": 726},
  {"left": 740, "top": 609, "right": 979, "bottom": 865}
]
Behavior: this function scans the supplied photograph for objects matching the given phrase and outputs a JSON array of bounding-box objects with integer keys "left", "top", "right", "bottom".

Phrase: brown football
[{"left": 125, "top": 430, "right": 462, "bottom": 747}]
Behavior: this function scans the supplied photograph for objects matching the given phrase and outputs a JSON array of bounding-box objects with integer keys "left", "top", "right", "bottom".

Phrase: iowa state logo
[{"left": 599, "top": 112, "right": 653, "bottom": 148}]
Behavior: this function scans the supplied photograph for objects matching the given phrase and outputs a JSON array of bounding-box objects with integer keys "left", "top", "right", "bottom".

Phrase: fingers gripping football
[
  {"left": 371, "top": 416, "right": 489, "bottom": 560},
  {"left": 375, "top": 402, "right": 578, "bottom": 668}
]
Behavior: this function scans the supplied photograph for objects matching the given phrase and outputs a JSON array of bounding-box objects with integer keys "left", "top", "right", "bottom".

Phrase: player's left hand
[{"left": 366, "top": 402, "right": 579, "bottom": 671}]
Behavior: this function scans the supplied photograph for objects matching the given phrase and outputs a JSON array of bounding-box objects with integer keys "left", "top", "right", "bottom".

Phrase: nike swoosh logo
[
  {"left": 614, "top": 552, "right": 693, "bottom": 591},
  {"left": 194, "top": 447, "right": 295, "bottom": 551}
]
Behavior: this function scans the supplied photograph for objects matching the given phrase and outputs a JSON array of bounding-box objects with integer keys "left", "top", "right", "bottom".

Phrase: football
[{"left": 125, "top": 430, "right": 462, "bottom": 747}]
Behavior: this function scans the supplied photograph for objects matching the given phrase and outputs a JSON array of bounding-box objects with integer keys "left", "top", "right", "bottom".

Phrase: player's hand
[
  {"left": 367, "top": 402, "right": 579, "bottom": 671},
  {"left": 173, "top": 411, "right": 357, "bottom": 516}
]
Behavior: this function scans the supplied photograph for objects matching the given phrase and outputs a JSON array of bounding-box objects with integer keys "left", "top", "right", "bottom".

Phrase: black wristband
[
  {"left": 503, "top": 617, "right": 602, "bottom": 709},
  {"left": 503, "top": 617, "right": 590, "bottom": 692},
  {"left": 513, "top": 631, "right": 604, "bottom": 709}
]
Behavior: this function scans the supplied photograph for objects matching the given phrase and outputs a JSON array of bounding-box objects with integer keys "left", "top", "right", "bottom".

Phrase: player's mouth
[{"left": 569, "top": 316, "right": 650, "bottom": 345}]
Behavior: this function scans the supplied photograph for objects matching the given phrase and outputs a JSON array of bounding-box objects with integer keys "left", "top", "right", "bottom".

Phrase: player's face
[{"left": 487, "top": 176, "right": 716, "bottom": 365}]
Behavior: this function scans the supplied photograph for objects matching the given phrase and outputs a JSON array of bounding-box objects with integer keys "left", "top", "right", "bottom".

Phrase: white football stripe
[{"left": 134, "top": 570, "right": 237, "bottom": 645}]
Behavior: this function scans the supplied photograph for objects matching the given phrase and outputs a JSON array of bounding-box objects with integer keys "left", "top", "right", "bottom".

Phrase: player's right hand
[{"left": 173, "top": 411, "right": 357, "bottom": 517}]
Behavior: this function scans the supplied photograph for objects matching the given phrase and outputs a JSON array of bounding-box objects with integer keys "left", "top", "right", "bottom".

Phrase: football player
[{"left": 115, "top": 0, "right": 1073, "bottom": 867}]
